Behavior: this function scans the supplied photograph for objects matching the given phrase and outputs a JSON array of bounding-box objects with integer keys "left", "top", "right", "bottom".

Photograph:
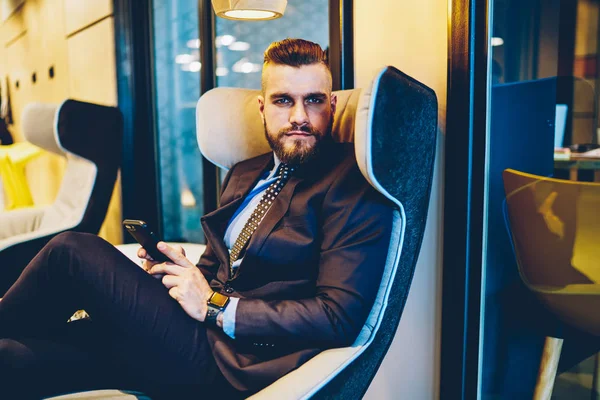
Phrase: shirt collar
[{"left": 267, "top": 152, "right": 282, "bottom": 179}]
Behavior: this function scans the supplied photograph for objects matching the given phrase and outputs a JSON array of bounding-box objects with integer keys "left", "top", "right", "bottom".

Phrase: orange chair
[{"left": 503, "top": 168, "right": 600, "bottom": 399}]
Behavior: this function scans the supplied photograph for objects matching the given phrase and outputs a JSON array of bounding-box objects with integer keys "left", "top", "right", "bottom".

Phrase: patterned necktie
[{"left": 229, "top": 163, "right": 295, "bottom": 275}]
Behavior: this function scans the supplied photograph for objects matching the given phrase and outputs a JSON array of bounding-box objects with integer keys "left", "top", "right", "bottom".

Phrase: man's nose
[{"left": 290, "top": 103, "right": 309, "bottom": 126}]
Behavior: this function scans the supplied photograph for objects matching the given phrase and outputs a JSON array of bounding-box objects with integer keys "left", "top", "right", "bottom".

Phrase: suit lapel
[
  {"left": 201, "top": 153, "right": 273, "bottom": 267},
  {"left": 232, "top": 174, "right": 303, "bottom": 281},
  {"left": 254, "top": 176, "right": 302, "bottom": 252},
  {"left": 201, "top": 198, "right": 244, "bottom": 266}
]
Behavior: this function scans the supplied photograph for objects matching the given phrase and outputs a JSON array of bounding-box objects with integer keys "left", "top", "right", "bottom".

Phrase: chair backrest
[
  {"left": 503, "top": 169, "right": 600, "bottom": 289},
  {"left": 196, "top": 87, "right": 360, "bottom": 169},
  {"left": 196, "top": 66, "right": 438, "bottom": 396},
  {"left": 20, "top": 99, "right": 123, "bottom": 234}
]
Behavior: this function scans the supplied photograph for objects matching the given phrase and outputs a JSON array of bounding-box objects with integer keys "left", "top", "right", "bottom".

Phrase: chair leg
[
  {"left": 592, "top": 352, "right": 600, "bottom": 400},
  {"left": 534, "top": 336, "right": 563, "bottom": 400}
]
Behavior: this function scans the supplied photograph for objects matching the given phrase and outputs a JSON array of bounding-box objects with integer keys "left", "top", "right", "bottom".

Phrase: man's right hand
[{"left": 137, "top": 245, "right": 187, "bottom": 279}]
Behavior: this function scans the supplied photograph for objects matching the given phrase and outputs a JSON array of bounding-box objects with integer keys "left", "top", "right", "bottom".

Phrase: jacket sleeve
[
  {"left": 195, "top": 165, "right": 236, "bottom": 281},
  {"left": 233, "top": 163, "right": 394, "bottom": 347}
]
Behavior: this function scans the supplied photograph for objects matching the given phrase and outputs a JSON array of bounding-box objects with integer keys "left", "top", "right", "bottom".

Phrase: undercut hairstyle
[{"left": 262, "top": 38, "right": 331, "bottom": 92}]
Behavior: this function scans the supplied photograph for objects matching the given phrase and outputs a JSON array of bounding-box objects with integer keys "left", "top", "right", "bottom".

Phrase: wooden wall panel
[
  {"left": 23, "top": 0, "right": 69, "bottom": 206},
  {"left": 63, "top": 0, "right": 112, "bottom": 36},
  {"left": 2, "top": 3, "right": 25, "bottom": 45},
  {"left": 4, "top": 34, "right": 31, "bottom": 142},
  {"left": 1, "top": 0, "right": 25, "bottom": 22},
  {"left": 66, "top": 17, "right": 117, "bottom": 105},
  {"left": 0, "top": 1, "right": 121, "bottom": 245},
  {"left": 66, "top": 16, "right": 121, "bottom": 244}
]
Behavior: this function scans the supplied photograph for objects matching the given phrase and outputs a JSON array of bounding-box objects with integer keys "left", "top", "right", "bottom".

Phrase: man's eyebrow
[
  {"left": 268, "top": 92, "right": 328, "bottom": 100},
  {"left": 269, "top": 92, "right": 291, "bottom": 100},
  {"left": 304, "top": 92, "right": 327, "bottom": 99}
]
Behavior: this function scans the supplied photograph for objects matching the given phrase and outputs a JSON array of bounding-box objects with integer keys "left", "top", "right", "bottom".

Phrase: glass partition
[
  {"left": 152, "top": 0, "right": 204, "bottom": 242},
  {"left": 481, "top": 0, "right": 600, "bottom": 398},
  {"left": 214, "top": 1, "right": 329, "bottom": 89}
]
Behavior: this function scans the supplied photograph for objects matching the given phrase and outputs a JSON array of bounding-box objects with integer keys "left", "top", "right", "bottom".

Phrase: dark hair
[{"left": 263, "top": 38, "right": 329, "bottom": 69}]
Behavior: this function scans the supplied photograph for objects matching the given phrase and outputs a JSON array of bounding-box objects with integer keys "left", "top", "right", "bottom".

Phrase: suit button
[{"left": 224, "top": 285, "right": 234, "bottom": 293}]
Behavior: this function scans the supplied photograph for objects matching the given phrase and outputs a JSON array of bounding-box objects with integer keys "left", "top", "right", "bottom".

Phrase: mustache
[{"left": 279, "top": 125, "right": 318, "bottom": 135}]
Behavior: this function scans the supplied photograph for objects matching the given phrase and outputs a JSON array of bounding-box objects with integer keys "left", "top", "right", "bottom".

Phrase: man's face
[{"left": 258, "top": 63, "right": 337, "bottom": 165}]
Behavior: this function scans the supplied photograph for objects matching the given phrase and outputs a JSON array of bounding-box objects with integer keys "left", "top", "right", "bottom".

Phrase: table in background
[{"left": 554, "top": 156, "right": 600, "bottom": 181}]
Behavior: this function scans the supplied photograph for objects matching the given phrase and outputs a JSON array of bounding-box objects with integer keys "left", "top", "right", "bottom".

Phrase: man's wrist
[{"left": 205, "top": 291, "right": 230, "bottom": 327}]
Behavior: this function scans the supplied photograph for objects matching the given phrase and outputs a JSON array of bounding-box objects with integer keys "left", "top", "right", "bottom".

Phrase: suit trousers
[{"left": 0, "top": 232, "right": 235, "bottom": 399}]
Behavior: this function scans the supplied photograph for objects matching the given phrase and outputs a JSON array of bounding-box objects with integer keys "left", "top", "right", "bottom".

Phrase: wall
[
  {"left": 0, "top": 0, "right": 122, "bottom": 244},
  {"left": 354, "top": 1, "right": 447, "bottom": 399},
  {"left": 0, "top": 0, "right": 24, "bottom": 22}
]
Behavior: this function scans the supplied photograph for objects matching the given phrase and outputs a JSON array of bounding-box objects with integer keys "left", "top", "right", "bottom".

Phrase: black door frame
[
  {"left": 114, "top": 0, "right": 353, "bottom": 242},
  {"left": 114, "top": 0, "right": 162, "bottom": 241},
  {"left": 441, "top": 0, "right": 489, "bottom": 398}
]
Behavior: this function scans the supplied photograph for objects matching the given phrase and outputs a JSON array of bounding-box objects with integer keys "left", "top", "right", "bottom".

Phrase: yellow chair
[
  {"left": 503, "top": 168, "right": 600, "bottom": 400},
  {"left": 0, "top": 142, "right": 43, "bottom": 210},
  {"left": 0, "top": 154, "right": 18, "bottom": 209}
]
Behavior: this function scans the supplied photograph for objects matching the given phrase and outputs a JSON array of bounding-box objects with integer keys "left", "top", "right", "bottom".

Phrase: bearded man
[{"left": 0, "top": 38, "right": 393, "bottom": 399}]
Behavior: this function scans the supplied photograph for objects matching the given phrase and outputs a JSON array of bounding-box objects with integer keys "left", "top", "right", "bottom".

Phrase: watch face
[{"left": 210, "top": 292, "right": 229, "bottom": 308}]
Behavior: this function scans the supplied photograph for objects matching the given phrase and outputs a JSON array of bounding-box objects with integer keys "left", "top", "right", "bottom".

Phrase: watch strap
[
  {"left": 205, "top": 305, "right": 222, "bottom": 326},
  {"left": 205, "top": 291, "right": 230, "bottom": 326}
]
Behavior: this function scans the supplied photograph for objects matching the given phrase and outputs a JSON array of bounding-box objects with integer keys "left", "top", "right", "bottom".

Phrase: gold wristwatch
[{"left": 206, "top": 291, "right": 230, "bottom": 326}]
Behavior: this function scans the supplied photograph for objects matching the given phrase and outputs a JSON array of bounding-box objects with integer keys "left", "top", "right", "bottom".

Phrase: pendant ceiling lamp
[{"left": 211, "top": 0, "right": 287, "bottom": 20}]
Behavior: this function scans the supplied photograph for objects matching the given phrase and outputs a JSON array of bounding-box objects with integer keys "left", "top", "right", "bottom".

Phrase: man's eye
[
  {"left": 274, "top": 98, "right": 291, "bottom": 104},
  {"left": 306, "top": 97, "right": 323, "bottom": 104}
]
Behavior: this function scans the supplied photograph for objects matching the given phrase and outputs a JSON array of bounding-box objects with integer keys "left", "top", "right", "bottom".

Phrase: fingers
[
  {"left": 137, "top": 247, "right": 154, "bottom": 261},
  {"left": 157, "top": 242, "right": 193, "bottom": 268},
  {"left": 168, "top": 287, "right": 180, "bottom": 302},
  {"left": 161, "top": 274, "right": 180, "bottom": 289},
  {"left": 172, "top": 244, "right": 186, "bottom": 257},
  {"left": 149, "top": 262, "right": 185, "bottom": 276},
  {"left": 142, "top": 259, "right": 163, "bottom": 272}
]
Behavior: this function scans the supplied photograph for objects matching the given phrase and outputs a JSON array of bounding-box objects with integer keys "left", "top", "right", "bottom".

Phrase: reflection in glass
[
  {"left": 215, "top": 0, "right": 329, "bottom": 89},
  {"left": 482, "top": 0, "right": 600, "bottom": 398}
]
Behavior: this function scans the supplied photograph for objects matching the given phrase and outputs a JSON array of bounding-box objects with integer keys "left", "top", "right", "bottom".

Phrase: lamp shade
[{"left": 211, "top": 0, "right": 287, "bottom": 20}]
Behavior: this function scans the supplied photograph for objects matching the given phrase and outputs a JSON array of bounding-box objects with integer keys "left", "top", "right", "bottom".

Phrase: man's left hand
[{"left": 148, "top": 242, "right": 213, "bottom": 322}]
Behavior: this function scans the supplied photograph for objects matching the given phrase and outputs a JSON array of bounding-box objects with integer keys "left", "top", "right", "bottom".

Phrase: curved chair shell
[
  {"left": 0, "top": 100, "right": 123, "bottom": 295},
  {"left": 46, "top": 66, "right": 437, "bottom": 399},
  {"left": 503, "top": 168, "right": 600, "bottom": 337},
  {"left": 197, "top": 66, "right": 438, "bottom": 398}
]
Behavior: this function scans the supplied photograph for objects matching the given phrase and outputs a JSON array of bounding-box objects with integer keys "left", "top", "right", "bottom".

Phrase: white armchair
[
  {"left": 0, "top": 100, "right": 122, "bottom": 296},
  {"left": 46, "top": 66, "right": 438, "bottom": 399}
]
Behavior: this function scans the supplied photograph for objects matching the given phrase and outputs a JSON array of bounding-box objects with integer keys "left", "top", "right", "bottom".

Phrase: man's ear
[
  {"left": 258, "top": 95, "right": 265, "bottom": 124},
  {"left": 330, "top": 92, "right": 337, "bottom": 115}
]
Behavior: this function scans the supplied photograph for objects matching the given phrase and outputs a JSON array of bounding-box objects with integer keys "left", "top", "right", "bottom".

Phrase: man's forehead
[{"left": 263, "top": 64, "right": 332, "bottom": 96}]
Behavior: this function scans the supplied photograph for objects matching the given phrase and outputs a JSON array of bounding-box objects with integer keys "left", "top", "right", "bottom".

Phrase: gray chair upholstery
[
  {"left": 0, "top": 99, "right": 123, "bottom": 295},
  {"left": 312, "top": 66, "right": 437, "bottom": 399},
  {"left": 45, "top": 66, "right": 437, "bottom": 399}
]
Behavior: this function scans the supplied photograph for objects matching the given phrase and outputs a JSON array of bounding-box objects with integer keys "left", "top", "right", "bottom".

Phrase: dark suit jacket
[{"left": 197, "top": 142, "right": 394, "bottom": 393}]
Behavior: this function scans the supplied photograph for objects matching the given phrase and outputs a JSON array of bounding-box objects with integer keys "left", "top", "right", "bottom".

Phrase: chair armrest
[
  {"left": 0, "top": 225, "right": 65, "bottom": 253},
  {"left": 248, "top": 345, "right": 365, "bottom": 400},
  {"left": 115, "top": 243, "right": 207, "bottom": 265},
  {"left": 0, "top": 207, "right": 47, "bottom": 240}
]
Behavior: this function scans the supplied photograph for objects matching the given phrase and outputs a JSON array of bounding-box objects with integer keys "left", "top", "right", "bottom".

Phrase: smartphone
[{"left": 122, "top": 219, "right": 171, "bottom": 263}]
